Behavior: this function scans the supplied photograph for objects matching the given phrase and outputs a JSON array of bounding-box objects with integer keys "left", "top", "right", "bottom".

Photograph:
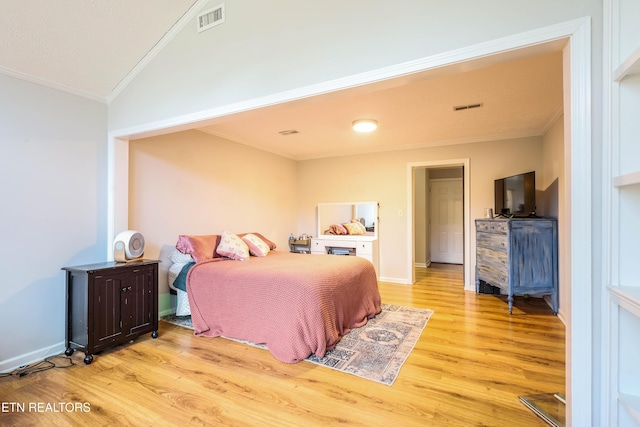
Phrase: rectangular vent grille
[{"left": 197, "top": 4, "right": 225, "bottom": 33}]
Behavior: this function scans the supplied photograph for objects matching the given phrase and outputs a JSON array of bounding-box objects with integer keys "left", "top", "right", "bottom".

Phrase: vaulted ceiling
[{"left": 0, "top": 1, "right": 565, "bottom": 160}]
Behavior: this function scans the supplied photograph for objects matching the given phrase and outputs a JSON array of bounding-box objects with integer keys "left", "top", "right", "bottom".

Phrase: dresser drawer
[
  {"left": 491, "top": 221, "right": 508, "bottom": 233},
  {"left": 476, "top": 220, "right": 493, "bottom": 232},
  {"left": 476, "top": 220, "right": 508, "bottom": 234},
  {"left": 477, "top": 232, "right": 508, "bottom": 251},
  {"left": 477, "top": 263, "right": 509, "bottom": 290},
  {"left": 477, "top": 246, "right": 508, "bottom": 270}
]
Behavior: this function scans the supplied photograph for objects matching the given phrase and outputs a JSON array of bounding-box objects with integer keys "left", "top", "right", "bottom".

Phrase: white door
[{"left": 429, "top": 178, "right": 463, "bottom": 264}]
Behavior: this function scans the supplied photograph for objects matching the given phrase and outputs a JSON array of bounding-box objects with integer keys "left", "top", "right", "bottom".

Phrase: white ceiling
[
  {"left": 0, "top": 0, "right": 198, "bottom": 99},
  {"left": 0, "top": 1, "right": 565, "bottom": 160}
]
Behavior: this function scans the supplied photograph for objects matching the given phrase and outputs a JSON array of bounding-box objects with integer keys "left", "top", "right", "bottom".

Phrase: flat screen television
[{"left": 494, "top": 171, "right": 536, "bottom": 217}]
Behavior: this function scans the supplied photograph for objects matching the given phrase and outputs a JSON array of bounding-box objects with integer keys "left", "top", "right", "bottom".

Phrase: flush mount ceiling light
[{"left": 352, "top": 119, "right": 378, "bottom": 133}]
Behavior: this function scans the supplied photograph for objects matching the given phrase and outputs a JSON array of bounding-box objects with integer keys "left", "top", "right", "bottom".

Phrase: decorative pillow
[
  {"left": 216, "top": 231, "right": 250, "bottom": 261},
  {"left": 329, "top": 224, "right": 348, "bottom": 235},
  {"left": 176, "top": 235, "right": 222, "bottom": 263},
  {"left": 241, "top": 233, "right": 271, "bottom": 257},
  {"left": 238, "top": 232, "right": 277, "bottom": 250},
  {"left": 168, "top": 250, "right": 194, "bottom": 265},
  {"left": 343, "top": 221, "right": 366, "bottom": 235}
]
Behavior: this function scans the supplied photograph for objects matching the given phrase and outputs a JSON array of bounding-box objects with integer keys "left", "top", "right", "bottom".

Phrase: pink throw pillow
[
  {"left": 176, "top": 235, "right": 222, "bottom": 263},
  {"left": 216, "top": 231, "right": 250, "bottom": 261}
]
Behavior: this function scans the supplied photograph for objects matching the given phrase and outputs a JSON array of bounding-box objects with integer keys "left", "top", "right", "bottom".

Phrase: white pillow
[
  {"left": 168, "top": 250, "right": 194, "bottom": 265},
  {"left": 216, "top": 231, "right": 250, "bottom": 261},
  {"left": 242, "top": 233, "right": 271, "bottom": 257}
]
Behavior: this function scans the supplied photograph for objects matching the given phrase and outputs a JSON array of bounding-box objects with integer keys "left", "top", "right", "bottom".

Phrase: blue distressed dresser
[{"left": 475, "top": 218, "right": 558, "bottom": 314}]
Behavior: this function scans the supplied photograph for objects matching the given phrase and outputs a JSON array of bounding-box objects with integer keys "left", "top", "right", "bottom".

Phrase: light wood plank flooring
[{"left": 0, "top": 264, "right": 564, "bottom": 426}]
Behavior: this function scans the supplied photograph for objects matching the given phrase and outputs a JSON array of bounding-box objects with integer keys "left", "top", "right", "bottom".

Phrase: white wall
[{"left": 0, "top": 74, "right": 107, "bottom": 372}]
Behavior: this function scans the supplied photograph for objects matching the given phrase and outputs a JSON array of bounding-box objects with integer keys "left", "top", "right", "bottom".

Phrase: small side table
[
  {"left": 289, "top": 239, "right": 311, "bottom": 254},
  {"left": 62, "top": 260, "right": 160, "bottom": 364}
]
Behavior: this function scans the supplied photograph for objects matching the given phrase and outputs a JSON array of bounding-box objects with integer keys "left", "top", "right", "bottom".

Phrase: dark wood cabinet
[{"left": 62, "top": 260, "right": 159, "bottom": 364}]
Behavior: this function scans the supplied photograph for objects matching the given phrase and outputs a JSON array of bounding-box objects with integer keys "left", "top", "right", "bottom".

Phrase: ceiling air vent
[
  {"left": 453, "top": 103, "right": 483, "bottom": 111},
  {"left": 197, "top": 4, "right": 225, "bottom": 33}
]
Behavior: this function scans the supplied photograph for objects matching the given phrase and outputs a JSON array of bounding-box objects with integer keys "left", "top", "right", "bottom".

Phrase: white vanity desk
[
  {"left": 312, "top": 202, "right": 380, "bottom": 277},
  {"left": 310, "top": 236, "right": 379, "bottom": 277}
]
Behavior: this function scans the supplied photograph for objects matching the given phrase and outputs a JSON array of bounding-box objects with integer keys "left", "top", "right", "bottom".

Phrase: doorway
[{"left": 408, "top": 160, "right": 471, "bottom": 289}]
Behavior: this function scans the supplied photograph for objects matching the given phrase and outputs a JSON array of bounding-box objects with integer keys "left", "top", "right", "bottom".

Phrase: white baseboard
[
  {"left": 1, "top": 341, "right": 66, "bottom": 374},
  {"left": 379, "top": 276, "right": 413, "bottom": 284}
]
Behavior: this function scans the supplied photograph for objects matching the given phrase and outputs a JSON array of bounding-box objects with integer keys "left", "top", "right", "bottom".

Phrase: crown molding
[{"left": 0, "top": 65, "right": 106, "bottom": 103}]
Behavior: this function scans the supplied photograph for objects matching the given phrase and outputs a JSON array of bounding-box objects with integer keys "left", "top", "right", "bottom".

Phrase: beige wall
[
  {"left": 297, "top": 136, "right": 544, "bottom": 282},
  {"left": 128, "top": 130, "right": 298, "bottom": 300}
]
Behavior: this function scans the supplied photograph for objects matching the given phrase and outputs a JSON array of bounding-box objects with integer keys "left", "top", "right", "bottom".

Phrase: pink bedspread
[{"left": 186, "top": 251, "right": 381, "bottom": 363}]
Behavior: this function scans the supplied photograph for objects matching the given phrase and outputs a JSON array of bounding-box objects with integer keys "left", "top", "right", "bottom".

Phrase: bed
[{"left": 168, "top": 232, "right": 381, "bottom": 363}]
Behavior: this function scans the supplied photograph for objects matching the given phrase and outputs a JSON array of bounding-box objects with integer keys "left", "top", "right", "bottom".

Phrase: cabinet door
[
  {"left": 510, "top": 222, "right": 555, "bottom": 290},
  {"left": 122, "top": 265, "right": 155, "bottom": 337},
  {"left": 92, "top": 271, "right": 125, "bottom": 349}
]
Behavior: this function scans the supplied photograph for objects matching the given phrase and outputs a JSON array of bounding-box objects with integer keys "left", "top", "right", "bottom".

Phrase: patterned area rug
[{"left": 161, "top": 304, "right": 433, "bottom": 386}]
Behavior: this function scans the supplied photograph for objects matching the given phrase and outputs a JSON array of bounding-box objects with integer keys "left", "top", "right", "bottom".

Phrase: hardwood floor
[{"left": 1, "top": 264, "right": 565, "bottom": 426}]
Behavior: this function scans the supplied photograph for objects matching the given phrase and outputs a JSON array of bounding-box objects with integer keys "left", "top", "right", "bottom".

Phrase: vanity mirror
[{"left": 316, "top": 202, "right": 378, "bottom": 239}]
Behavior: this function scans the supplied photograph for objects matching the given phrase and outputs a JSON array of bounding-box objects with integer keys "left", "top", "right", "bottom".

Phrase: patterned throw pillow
[
  {"left": 241, "top": 233, "right": 271, "bottom": 257},
  {"left": 215, "top": 231, "right": 250, "bottom": 261},
  {"left": 342, "top": 221, "right": 366, "bottom": 235}
]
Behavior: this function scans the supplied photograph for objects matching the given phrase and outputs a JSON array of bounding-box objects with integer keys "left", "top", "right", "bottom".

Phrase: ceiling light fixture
[{"left": 352, "top": 119, "right": 378, "bottom": 133}]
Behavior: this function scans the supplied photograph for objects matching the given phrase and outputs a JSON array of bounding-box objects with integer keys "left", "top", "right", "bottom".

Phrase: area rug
[{"left": 161, "top": 304, "right": 433, "bottom": 386}]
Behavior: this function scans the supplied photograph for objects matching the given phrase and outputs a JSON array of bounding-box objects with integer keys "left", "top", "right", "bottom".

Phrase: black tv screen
[{"left": 494, "top": 171, "right": 536, "bottom": 216}]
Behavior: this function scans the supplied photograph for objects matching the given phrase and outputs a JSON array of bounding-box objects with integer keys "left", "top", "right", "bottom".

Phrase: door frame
[{"left": 407, "top": 160, "right": 471, "bottom": 288}]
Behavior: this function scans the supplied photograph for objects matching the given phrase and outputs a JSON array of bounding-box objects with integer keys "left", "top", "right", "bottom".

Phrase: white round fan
[{"left": 113, "top": 230, "right": 145, "bottom": 262}]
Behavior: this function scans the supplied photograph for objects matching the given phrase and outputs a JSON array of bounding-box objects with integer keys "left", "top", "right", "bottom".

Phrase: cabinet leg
[
  {"left": 64, "top": 347, "right": 74, "bottom": 357},
  {"left": 151, "top": 330, "right": 158, "bottom": 339},
  {"left": 83, "top": 354, "right": 93, "bottom": 365}
]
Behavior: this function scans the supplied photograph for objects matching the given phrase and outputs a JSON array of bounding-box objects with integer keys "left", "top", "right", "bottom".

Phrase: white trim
[
  {"left": 0, "top": 65, "right": 106, "bottom": 103},
  {"left": 0, "top": 342, "right": 65, "bottom": 374},
  {"left": 106, "top": 0, "right": 211, "bottom": 104},
  {"left": 566, "top": 17, "right": 592, "bottom": 427},
  {"left": 106, "top": 137, "right": 130, "bottom": 257},
  {"left": 407, "top": 160, "right": 471, "bottom": 289},
  {"left": 107, "top": 17, "right": 593, "bottom": 423},
  {"left": 601, "top": 1, "right": 614, "bottom": 424}
]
